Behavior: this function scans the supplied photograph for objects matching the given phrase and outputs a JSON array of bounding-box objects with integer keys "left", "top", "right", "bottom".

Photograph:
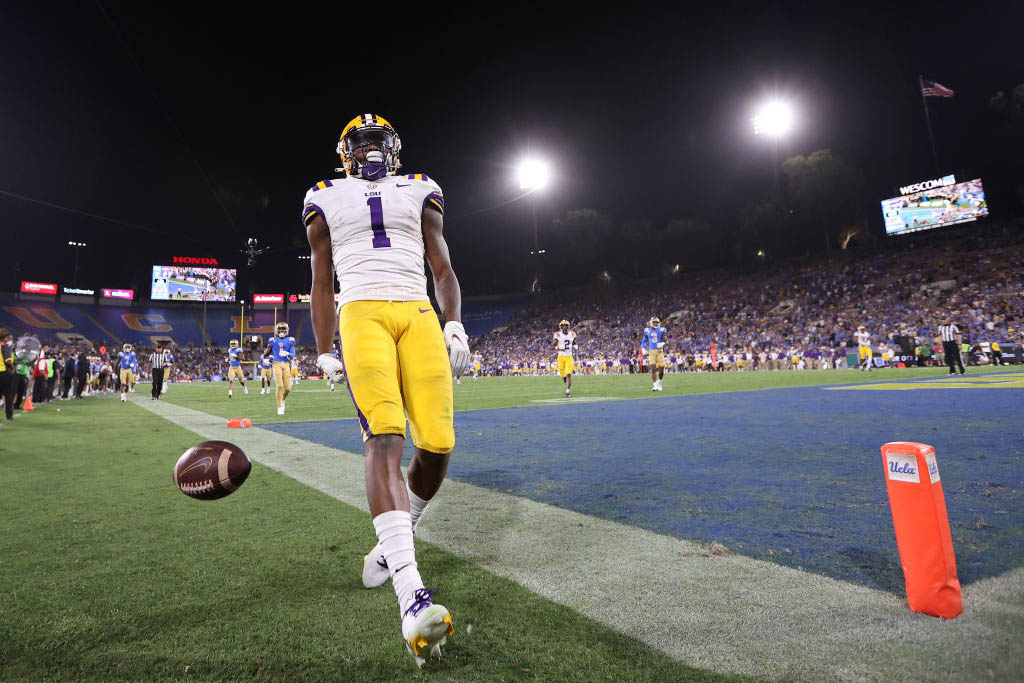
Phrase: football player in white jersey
[
  {"left": 856, "top": 325, "right": 872, "bottom": 372},
  {"left": 471, "top": 351, "right": 483, "bottom": 382},
  {"left": 304, "top": 114, "right": 469, "bottom": 667},
  {"left": 553, "top": 319, "right": 577, "bottom": 397}
]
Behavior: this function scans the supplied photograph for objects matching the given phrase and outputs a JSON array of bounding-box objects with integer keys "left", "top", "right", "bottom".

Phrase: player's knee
[
  {"left": 365, "top": 401, "right": 406, "bottom": 437},
  {"left": 412, "top": 424, "right": 454, "bottom": 455}
]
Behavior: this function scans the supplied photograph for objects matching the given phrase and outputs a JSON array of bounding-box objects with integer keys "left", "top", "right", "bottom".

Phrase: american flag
[{"left": 921, "top": 79, "right": 955, "bottom": 98}]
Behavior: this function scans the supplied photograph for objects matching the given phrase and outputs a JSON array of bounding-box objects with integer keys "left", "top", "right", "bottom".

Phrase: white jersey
[
  {"left": 554, "top": 331, "right": 576, "bottom": 357},
  {"left": 857, "top": 331, "right": 871, "bottom": 347},
  {"left": 301, "top": 173, "right": 444, "bottom": 307}
]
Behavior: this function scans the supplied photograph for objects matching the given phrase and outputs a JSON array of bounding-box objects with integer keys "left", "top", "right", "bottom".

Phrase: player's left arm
[
  {"left": 423, "top": 206, "right": 470, "bottom": 376},
  {"left": 422, "top": 207, "right": 461, "bottom": 324}
]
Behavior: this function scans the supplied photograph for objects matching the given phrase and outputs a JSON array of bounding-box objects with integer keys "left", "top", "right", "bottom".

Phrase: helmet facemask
[{"left": 338, "top": 126, "right": 401, "bottom": 181}]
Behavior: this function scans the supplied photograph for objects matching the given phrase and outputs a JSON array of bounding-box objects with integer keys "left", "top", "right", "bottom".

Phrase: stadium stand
[
  {"left": 473, "top": 227, "right": 1024, "bottom": 373},
  {"left": 3, "top": 222, "right": 1022, "bottom": 381}
]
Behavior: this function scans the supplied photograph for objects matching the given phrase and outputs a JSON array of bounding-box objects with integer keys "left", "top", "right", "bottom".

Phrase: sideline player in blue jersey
[
  {"left": 118, "top": 344, "right": 136, "bottom": 402},
  {"left": 642, "top": 317, "right": 668, "bottom": 391},
  {"left": 258, "top": 348, "right": 273, "bottom": 395},
  {"left": 262, "top": 322, "right": 296, "bottom": 415},
  {"left": 128, "top": 350, "right": 139, "bottom": 394},
  {"left": 226, "top": 338, "right": 248, "bottom": 397}
]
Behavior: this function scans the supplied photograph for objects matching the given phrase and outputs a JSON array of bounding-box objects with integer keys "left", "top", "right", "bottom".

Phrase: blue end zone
[{"left": 263, "top": 380, "right": 1024, "bottom": 591}]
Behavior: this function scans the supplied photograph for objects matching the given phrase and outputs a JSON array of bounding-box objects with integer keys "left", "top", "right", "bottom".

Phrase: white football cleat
[
  {"left": 277, "top": 406, "right": 285, "bottom": 416},
  {"left": 243, "top": 386, "right": 248, "bottom": 395},
  {"left": 362, "top": 544, "right": 389, "bottom": 589},
  {"left": 402, "top": 589, "right": 454, "bottom": 668}
]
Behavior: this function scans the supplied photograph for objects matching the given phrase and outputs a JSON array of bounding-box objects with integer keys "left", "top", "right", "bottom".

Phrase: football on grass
[{"left": 173, "top": 441, "right": 251, "bottom": 500}]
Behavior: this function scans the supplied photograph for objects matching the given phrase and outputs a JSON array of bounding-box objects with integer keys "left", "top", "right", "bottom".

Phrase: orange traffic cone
[{"left": 23, "top": 396, "right": 34, "bottom": 411}]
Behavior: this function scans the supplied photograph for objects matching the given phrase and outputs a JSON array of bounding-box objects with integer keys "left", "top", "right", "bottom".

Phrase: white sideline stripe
[
  {"left": 530, "top": 396, "right": 616, "bottom": 403},
  {"left": 139, "top": 399, "right": 1024, "bottom": 682}
]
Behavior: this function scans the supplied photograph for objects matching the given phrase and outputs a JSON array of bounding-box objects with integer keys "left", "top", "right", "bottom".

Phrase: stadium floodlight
[
  {"left": 518, "top": 158, "right": 551, "bottom": 191},
  {"left": 752, "top": 100, "right": 794, "bottom": 137}
]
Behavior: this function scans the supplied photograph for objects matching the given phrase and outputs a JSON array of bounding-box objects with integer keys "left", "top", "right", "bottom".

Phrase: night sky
[{"left": 1, "top": 3, "right": 1021, "bottom": 297}]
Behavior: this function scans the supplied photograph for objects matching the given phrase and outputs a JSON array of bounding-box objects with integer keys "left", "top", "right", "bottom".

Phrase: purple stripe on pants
[{"left": 338, "top": 341, "right": 373, "bottom": 438}]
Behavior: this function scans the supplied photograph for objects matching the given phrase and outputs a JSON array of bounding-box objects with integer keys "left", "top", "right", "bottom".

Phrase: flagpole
[{"left": 919, "top": 74, "right": 940, "bottom": 175}]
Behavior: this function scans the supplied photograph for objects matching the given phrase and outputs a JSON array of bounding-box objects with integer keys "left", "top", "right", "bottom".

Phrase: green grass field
[
  {"left": 0, "top": 387, "right": 736, "bottom": 682},
  {"left": 2, "top": 366, "right": 1020, "bottom": 681},
  {"left": 162, "top": 366, "right": 964, "bottom": 423}
]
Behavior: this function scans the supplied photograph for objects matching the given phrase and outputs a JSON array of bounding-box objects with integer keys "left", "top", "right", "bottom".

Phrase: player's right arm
[
  {"left": 306, "top": 214, "right": 336, "bottom": 357},
  {"left": 306, "top": 213, "right": 345, "bottom": 383}
]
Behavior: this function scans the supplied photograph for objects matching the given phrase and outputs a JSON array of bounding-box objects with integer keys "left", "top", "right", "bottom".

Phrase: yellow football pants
[
  {"left": 339, "top": 300, "right": 454, "bottom": 454},
  {"left": 272, "top": 361, "right": 291, "bottom": 407}
]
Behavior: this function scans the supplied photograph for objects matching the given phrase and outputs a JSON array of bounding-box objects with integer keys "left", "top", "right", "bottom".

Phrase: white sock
[
  {"left": 408, "top": 485, "right": 430, "bottom": 533},
  {"left": 228, "top": 389, "right": 232, "bottom": 396},
  {"left": 373, "top": 510, "right": 423, "bottom": 614}
]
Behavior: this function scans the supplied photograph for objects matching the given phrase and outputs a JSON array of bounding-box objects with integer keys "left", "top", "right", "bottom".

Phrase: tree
[
  {"left": 618, "top": 219, "right": 653, "bottom": 278},
  {"left": 781, "top": 149, "right": 866, "bottom": 252},
  {"left": 548, "top": 209, "right": 614, "bottom": 286},
  {"left": 837, "top": 219, "right": 869, "bottom": 250},
  {"left": 736, "top": 199, "right": 786, "bottom": 263},
  {"left": 989, "top": 84, "right": 1024, "bottom": 125},
  {"left": 662, "top": 217, "right": 725, "bottom": 269},
  {"left": 988, "top": 84, "right": 1024, "bottom": 211}
]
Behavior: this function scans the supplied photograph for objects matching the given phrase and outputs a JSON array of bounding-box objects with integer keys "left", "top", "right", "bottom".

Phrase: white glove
[
  {"left": 443, "top": 321, "right": 471, "bottom": 377},
  {"left": 316, "top": 353, "right": 344, "bottom": 383}
]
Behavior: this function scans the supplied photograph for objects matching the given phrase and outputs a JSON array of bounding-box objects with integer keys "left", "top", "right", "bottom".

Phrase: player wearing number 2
[
  {"left": 553, "top": 319, "right": 577, "bottom": 398},
  {"left": 303, "top": 113, "right": 469, "bottom": 667}
]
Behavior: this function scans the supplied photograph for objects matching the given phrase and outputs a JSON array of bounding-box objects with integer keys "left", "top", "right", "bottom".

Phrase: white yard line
[{"left": 140, "top": 399, "right": 1023, "bottom": 682}]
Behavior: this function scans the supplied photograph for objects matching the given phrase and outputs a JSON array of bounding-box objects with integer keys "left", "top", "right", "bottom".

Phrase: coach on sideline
[
  {"left": 150, "top": 343, "right": 171, "bottom": 400},
  {"left": 938, "top": 316, "right": 965, "bottom": 376}
]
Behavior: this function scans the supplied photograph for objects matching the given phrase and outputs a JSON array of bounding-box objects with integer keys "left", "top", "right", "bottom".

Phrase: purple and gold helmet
[{"left": 337, "top": 114, "right": 401, "bottom": 181}]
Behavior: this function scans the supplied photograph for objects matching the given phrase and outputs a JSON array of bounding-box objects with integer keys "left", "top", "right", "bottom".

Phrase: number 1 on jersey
[{"left": 367, "top": 197, "right": 391, "bottom": 248}]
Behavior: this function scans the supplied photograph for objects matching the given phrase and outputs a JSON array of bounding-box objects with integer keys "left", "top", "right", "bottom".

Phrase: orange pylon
[{"left": 23, "top": 396, "right": 34, "bottom": 411}]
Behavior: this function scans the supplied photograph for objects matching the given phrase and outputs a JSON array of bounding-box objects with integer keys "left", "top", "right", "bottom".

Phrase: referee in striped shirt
[
  {"left": 938, "top": 316, "right": 965, "bottom": 375},
  {"left": 150, "top": 343, "right": 171, "bottom": 399}
]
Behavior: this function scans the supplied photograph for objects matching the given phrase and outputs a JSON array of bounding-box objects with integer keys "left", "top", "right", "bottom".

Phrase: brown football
[{"left": 173, "top": 441, "right": 251, "bottom": 500}]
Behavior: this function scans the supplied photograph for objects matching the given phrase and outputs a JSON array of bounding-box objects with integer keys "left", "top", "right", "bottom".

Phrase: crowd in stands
[
  {"left": 472, "top": 225, "right": 1024, "bottom": 374},
  {"left": 2, "top": 225, "right": 1022, "bottom": 411}
]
